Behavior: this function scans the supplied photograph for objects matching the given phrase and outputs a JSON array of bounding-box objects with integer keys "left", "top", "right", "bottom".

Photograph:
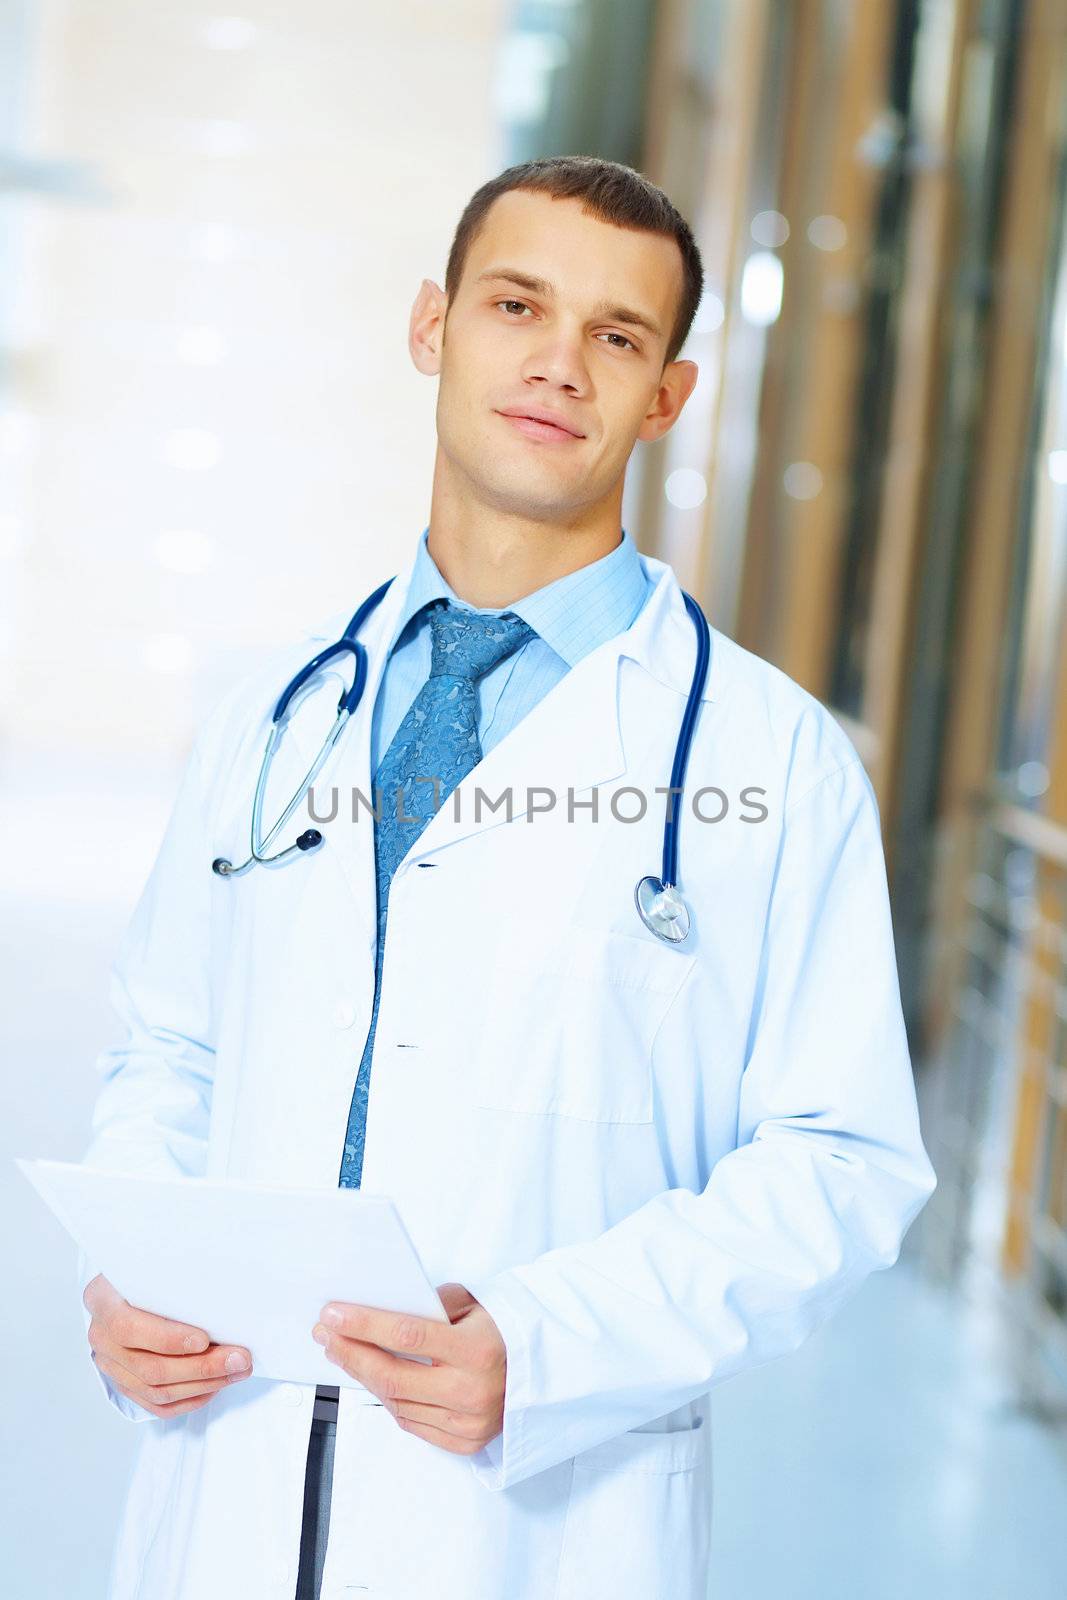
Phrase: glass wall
[{"left": 533, "top": 0, "right": 1067, "bottom": 1409}]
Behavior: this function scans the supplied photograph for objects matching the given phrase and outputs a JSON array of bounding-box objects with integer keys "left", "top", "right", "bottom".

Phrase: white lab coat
[{"left": 79, "top": 547, "right": 936, "bottom": 1600}]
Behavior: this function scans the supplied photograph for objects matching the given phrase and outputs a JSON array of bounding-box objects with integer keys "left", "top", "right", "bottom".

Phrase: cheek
[
  {"left": 610, "top": 389, "right": 651, "bottom": 436},
  {"left": 437, "top": 369, "right": 496, "bottom": 441}
]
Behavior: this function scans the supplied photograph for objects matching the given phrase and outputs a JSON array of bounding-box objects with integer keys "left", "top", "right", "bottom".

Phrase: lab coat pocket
[
  {"left": 555, "top": 1419, "right": 709, "bottom": 1600},
  {"left": 473, "top": 922, "right": 695, "bottom": 1123}
]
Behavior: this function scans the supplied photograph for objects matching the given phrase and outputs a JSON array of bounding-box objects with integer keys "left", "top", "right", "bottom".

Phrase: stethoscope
[{"left": 212, "top": 576, "right": 711, "bottom": 945}]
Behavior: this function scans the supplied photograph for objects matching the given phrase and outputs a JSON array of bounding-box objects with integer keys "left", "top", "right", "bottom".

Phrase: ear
[
  {"left": 636, "top": 358, "right": 700, "bottom": 445},
  {"left": 409, "top": 279, "right": 448, "bottom": 376}
]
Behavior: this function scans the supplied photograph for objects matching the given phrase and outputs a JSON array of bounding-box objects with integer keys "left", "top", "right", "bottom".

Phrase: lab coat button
[
  {"left": 271, "top": 1558, "right": 291, "bottom": 1584},
  {"left": 281, "top": 1383, "right": 302, "bottom": 1407},
  {"left": 333, "top": 1000, "right": 356, "bottom": 1030}
]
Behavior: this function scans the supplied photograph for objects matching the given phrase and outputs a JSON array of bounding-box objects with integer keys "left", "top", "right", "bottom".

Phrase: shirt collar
[{"left": 385, "top": 524, "right": 648, "bottom": 669}]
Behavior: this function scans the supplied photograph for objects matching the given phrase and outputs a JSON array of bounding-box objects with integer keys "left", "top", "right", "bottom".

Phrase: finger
[
  {"left": 123, "top": 1383, "right": 222, "bottom": 1419},
  {"left": 93, "top": 1351, "right": 245, "bottom": 1409},
  {"left": 82, "top": 1273, "right": 113, "bottom": 1315},
  {"left": 91, "top": 1328, "right": 253, "bottom": 1387},
  {"left": 389, "top": 1396, "right": 492, "bottom": 1441},
  {"left": 316, "top": 1332, "right": 471, "bottom": 1409},
  {"left": 318, "top": 1301, "right": 458, "bottom": 1363},
  {"left": 391, "top": 1414, "right": 486, "bottom": 1456},
  {"left": 106, "top": 1300, "right": 214, "bottom": 1358},
  {"left": 142, "top": 1394, "right": 219, "bottom": 1418}
]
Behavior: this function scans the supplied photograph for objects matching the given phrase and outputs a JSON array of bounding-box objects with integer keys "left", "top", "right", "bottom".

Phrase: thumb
[{"left": 435, "top": 1282, "right": 477, "bottom": 1322}]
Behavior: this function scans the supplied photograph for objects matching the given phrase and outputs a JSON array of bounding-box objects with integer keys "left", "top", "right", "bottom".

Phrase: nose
[{"left": 520, "top": 325, "right": 590, "bottom": 395}]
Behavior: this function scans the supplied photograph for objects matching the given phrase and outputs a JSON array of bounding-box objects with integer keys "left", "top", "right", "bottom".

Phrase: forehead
[{"left": 464, "top": 189, "right": 682, "bottom": 337}]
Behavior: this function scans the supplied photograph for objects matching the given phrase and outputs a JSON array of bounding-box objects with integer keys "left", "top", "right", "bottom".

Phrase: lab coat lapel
[
  {"left": 407, "top": 641, "right": 626, "bottom": 858},
  {"left": 401, "top": 554, "right": 715, "bottom": 861},
  {"left": 281, "top": 549, "right": 715, "bottom": 919}
]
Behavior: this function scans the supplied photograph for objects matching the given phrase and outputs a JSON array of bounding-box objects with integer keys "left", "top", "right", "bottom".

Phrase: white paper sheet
[{"left": 16, "top": 1158, "right": 448, "bottom": 1389}]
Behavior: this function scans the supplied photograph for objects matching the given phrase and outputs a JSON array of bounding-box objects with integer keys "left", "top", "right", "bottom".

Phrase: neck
[{"left": 425, "top": 450, "right": 625, "bottom": 608}]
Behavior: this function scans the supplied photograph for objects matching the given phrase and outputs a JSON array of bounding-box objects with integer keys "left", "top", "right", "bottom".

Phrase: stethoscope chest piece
[{"left": 634, "top": 876, "right": 691, "bottom": 944}]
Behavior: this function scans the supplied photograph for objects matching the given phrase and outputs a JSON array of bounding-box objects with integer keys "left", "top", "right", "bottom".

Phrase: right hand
[{"left": 83, "top": 1273, "right": 254, "bottom": 1418}]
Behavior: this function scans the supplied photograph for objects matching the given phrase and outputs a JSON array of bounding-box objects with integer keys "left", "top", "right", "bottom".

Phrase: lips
[{"left": 497, "top": 409, "right": 585, "bottom": 442}]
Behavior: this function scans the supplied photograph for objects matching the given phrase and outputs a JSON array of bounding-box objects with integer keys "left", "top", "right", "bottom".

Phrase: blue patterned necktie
[{"left": 338, "top": 599, "right": 537, "bottom": 1188}]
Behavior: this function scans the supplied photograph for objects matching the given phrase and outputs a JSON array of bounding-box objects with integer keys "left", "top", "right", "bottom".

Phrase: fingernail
[
  {"left": 322, "top": 1306, "right": 343, "bottom": 1326},
  {"left": 312, "top": 1324, "right": 328, "bottom": 1346},
  {"left": 226, "top": 1351, "right": 251, "bottom": 1374},
  {"left": 183, "top": 1332, "right": 207, "bottom": 1353}
]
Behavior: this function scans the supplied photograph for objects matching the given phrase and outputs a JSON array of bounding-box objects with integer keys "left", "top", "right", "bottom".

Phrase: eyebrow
[{"left": 472, "top": 267, "right": 664, "bottom": 342}]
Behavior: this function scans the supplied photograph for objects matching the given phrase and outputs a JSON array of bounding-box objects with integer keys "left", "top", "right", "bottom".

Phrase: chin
[{"left": 476, "top": 470, "right": 574, "bottom": 519}]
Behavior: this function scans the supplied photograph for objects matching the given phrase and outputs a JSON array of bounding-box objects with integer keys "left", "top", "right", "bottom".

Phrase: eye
[
  {"left": 597, "top": 331, "right": 637, "bottom": 351},
  {"left": 494, "top": 300, "right": 638, "bottom": 352}
]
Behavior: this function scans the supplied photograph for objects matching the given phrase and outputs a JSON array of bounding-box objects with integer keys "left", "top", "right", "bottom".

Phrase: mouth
[{"left": 496, "top": 410, "right": 585, "bottom": 444}]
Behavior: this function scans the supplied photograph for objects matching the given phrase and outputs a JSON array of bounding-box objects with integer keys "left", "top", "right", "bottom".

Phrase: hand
[
  {"left": 312, "top": 1282, "right": 506, "bottom": 1455},
  {"left": 83, "top": 1273, "right": 254, "bottom": 1418}
]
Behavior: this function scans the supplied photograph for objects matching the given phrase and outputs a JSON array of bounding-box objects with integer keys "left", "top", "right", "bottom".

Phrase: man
[{"left": 80, "top": 156, "right": 936, "bottom": 1600}]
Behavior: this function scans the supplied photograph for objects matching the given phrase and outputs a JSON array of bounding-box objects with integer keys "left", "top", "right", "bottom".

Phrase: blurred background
[{"left": 3, "top": 0, "right": 1067, "bottom": 1595}]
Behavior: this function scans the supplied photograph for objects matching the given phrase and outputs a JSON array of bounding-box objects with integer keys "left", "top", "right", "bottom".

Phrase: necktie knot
[{"left": 427, "top": 600, "right": 536, "bottom": 682}]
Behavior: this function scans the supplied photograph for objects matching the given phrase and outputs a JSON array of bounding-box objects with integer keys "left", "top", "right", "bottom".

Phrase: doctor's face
[{"left": 410, "top": 190, "right": 697, "bottom": 524}]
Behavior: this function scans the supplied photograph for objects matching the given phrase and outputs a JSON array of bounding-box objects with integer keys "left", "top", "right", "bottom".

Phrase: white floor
[{"left": 706, "top": 1257, "right": 1067, "bottom": 1599}]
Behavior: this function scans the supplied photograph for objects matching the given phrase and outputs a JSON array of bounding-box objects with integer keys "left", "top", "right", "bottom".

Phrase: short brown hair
[{"left": 444, "top": 155, "right": 704, "bottom": 368}]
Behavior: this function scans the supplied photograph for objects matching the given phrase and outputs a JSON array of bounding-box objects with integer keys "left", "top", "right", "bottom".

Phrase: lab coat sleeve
[
  {"left": 463, "top": 753, "right": 937, "bottom": 1489},
  {"left": 77, "top": 733, "right": 223, "bottom": 1422}
]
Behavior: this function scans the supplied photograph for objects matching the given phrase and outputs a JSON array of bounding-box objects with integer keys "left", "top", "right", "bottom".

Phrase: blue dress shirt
[{"left": 370, "top": 523, "right": 652, "bottom": 774}]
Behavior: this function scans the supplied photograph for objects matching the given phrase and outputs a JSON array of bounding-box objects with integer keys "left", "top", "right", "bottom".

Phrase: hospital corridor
[{"left": 3, "top": 2, "right": 1067, "bottom": 1596}]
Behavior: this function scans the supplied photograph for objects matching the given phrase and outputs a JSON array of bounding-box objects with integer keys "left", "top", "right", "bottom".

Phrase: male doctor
[{"left": 79, "top": 156, "right": 936, "bottom": 1600}]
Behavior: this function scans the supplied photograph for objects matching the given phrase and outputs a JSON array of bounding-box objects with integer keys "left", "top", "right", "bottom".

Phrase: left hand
[{"left": 312, "top": 1283, "right": 506, "bottom": 1455}]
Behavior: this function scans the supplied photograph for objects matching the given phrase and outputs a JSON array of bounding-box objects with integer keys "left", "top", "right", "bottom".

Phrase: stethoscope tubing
[
  {"left": 212, "top": 571, "right": 711, "bottom": 944},
  {"left": 661, "top": 593, "right": 711, "bottom": 891}
]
